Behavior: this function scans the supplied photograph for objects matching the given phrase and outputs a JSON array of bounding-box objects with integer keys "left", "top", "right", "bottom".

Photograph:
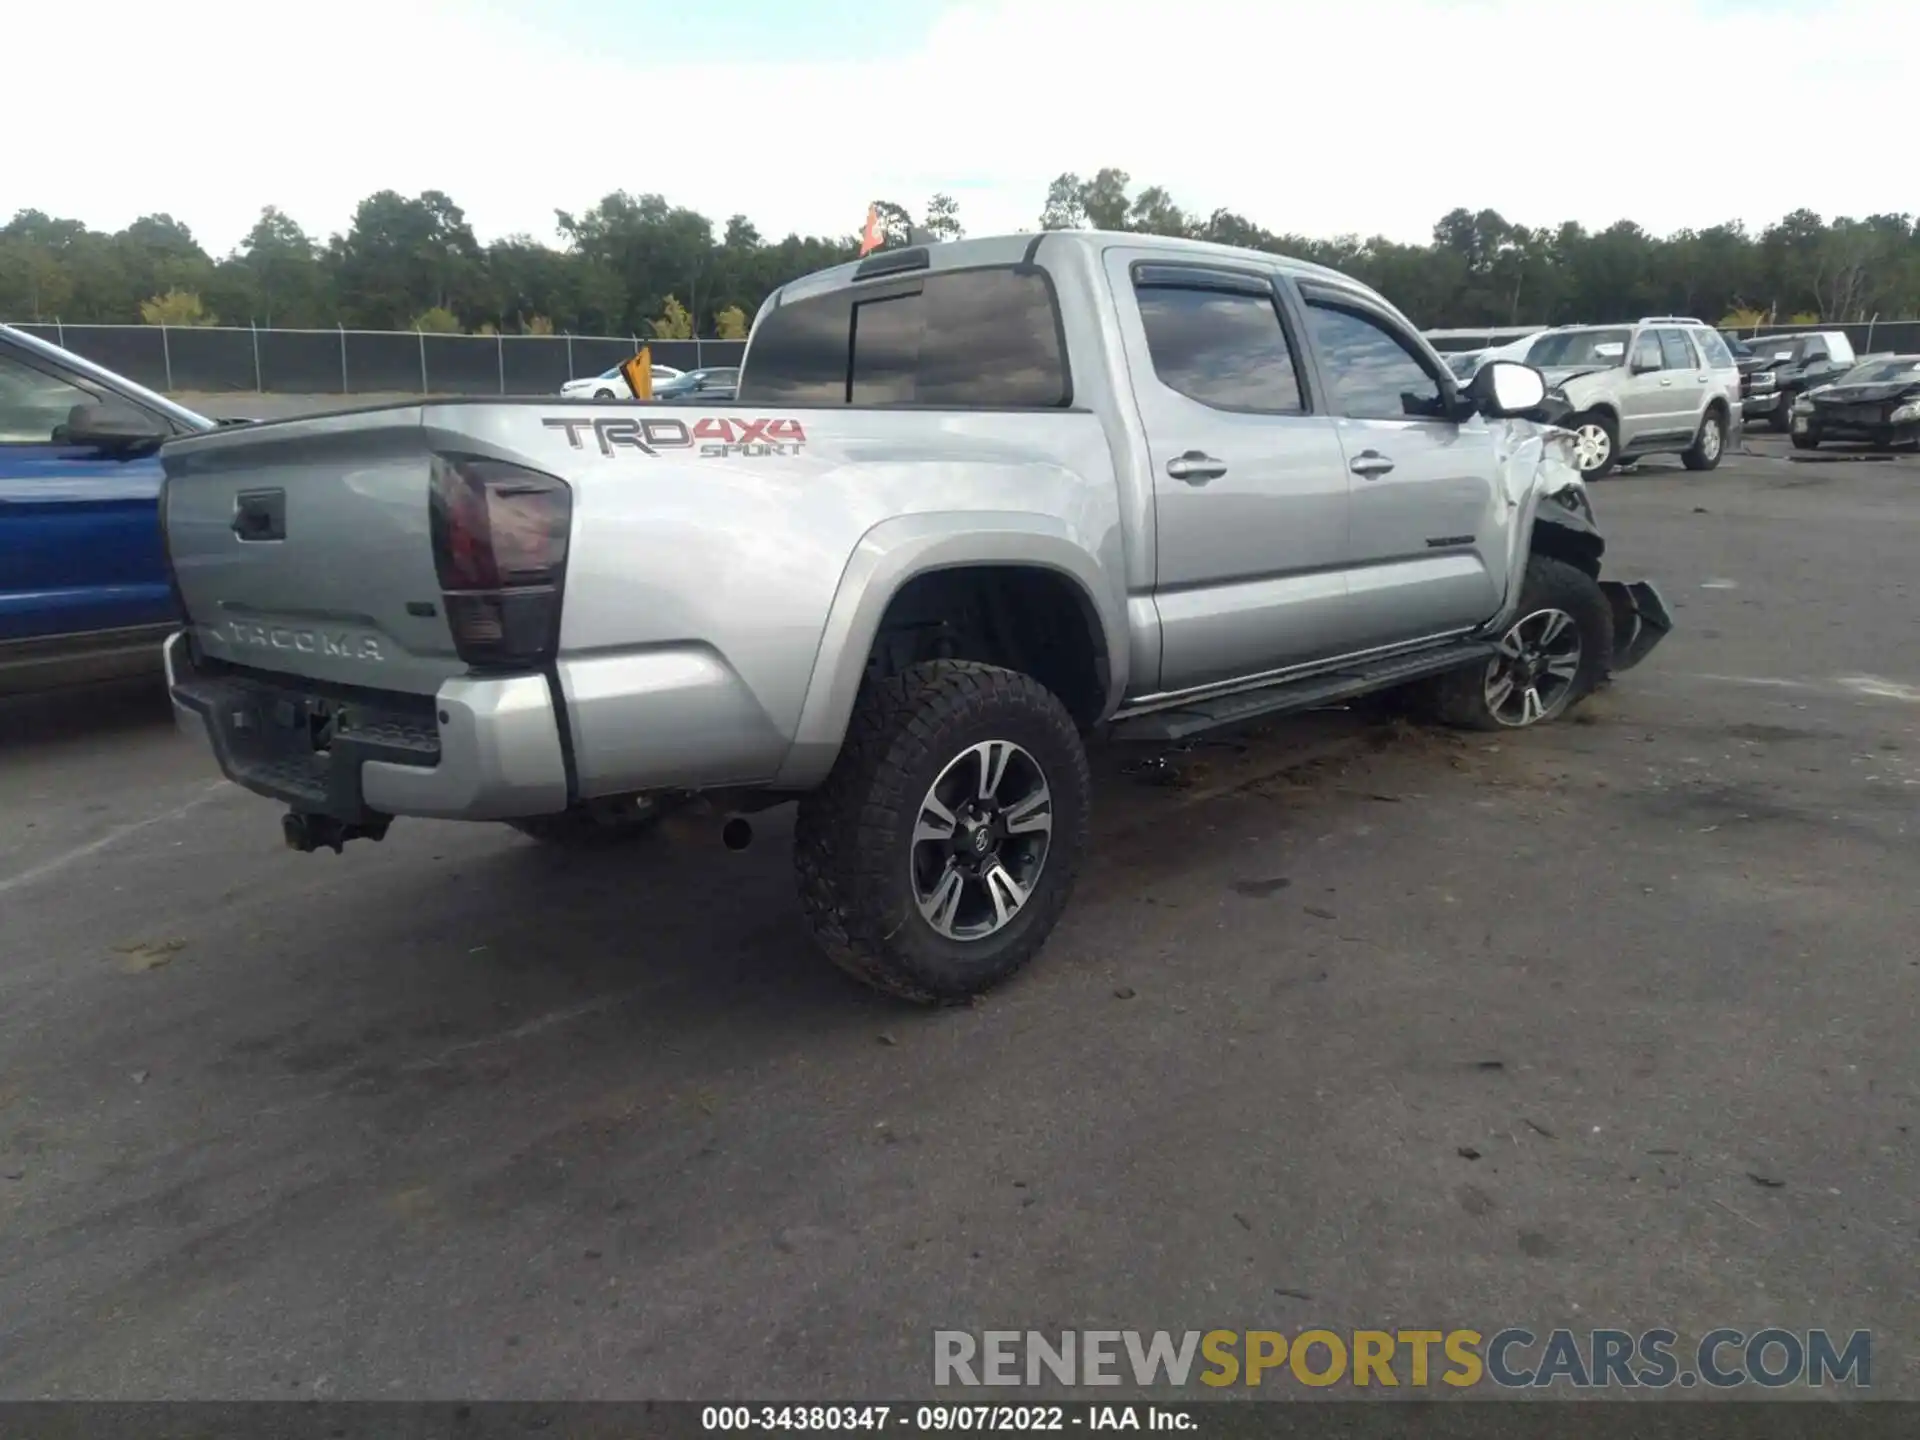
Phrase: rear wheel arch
[
  {"left": 863, "top": 563, "right": 1111, "bottom": 729},
  {"left": 776, "top": 526, "right": 1126, "bottom": 790}
]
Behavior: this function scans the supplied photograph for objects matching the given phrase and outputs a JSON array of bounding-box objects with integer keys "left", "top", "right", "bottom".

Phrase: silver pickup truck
[{"left": 160, "top": 231, "right": 1671, "bottom": 1003}]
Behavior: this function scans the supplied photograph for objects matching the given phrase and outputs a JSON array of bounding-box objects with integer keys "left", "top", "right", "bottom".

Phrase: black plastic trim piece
[
  {"left": 543, "top": 664, "right": 582, "bottom": 806},
  {"left": 854, "top": 246, "right": 931, "bottom": 280}
]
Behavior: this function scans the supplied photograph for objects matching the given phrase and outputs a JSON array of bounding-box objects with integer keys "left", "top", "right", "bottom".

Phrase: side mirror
[
  {"left": 59, "top": 403, "right": 168, "bottom": 454},
  {"left": 1467, "top": 359, "right": 1547, "bottom": 419}
]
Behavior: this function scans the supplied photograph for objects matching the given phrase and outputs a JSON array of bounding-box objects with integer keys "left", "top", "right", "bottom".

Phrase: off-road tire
[
  {"left": 1570, "top": 411, "right": 1619, "bottom": 479},
  {"left": 793, "top": 660, "right": 1091, "bottom": 1004},
  {"left": 506, "top": 795, "right": 670, "bottom": 845},
  {"left": 1426, "top": 556, "right": 1614, "bottom": 732},
  {"left": 1681, "top": 408, "right": 1727, "bottom": 471},
  {"left": 1792, "top": 428, "right": 1821, "bottom": 451}
]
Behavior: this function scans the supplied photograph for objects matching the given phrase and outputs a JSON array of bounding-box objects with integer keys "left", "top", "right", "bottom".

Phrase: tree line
[{"left": 4, "top": 171, "right": 1916, "bottom": 338}]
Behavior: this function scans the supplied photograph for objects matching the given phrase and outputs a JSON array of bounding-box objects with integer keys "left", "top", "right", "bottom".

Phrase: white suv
[{"left": 1520, "top": 318, "right": 1744, "bottom": 477}]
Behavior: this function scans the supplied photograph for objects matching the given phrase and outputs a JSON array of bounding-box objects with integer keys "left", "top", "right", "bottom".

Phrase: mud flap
[{"left": 1600, "top": 579, "right": 1673, "bottom": 673}]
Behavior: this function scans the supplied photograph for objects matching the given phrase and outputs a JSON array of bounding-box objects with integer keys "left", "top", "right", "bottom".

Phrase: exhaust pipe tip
[{"left": 721, "top": 816, "right": 754, "bottom": 851}]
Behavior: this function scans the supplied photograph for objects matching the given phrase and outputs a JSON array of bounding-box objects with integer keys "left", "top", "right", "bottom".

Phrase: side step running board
[{"left": 1109, "top": 641, "right": 1498, "bottom": 744}]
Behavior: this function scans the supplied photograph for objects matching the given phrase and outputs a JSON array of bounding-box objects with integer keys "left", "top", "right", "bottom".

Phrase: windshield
[
  {"left": 1837, "top": 358, "right": 1920, "bottom": 386},
  {"left": 1527, "top": 329, "right": 1632, "bottom": 368}
]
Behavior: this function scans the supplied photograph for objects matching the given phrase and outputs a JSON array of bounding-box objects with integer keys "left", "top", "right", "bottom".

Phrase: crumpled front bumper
[{"left": 1600, "top": 579, "right": 1673, "bottom": 673}]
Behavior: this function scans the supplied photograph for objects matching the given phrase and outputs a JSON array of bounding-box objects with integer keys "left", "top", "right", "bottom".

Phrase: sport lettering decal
[{"left": 542, "top": 416, "right": 807, "bottom": 458}]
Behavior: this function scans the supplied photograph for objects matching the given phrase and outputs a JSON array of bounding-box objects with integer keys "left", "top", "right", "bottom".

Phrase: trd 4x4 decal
[{"left": 542, "top": 416, "right": 806, "bottom": 458}]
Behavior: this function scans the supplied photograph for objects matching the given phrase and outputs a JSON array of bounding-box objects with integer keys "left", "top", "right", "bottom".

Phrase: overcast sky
[{"left": 8, "top": 0, "right": 1902, "bottom": 255}]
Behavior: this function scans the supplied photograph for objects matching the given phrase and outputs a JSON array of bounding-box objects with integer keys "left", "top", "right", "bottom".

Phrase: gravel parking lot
[{"left": 2, "top": 434, "right": 1916, "bottom": 1401}]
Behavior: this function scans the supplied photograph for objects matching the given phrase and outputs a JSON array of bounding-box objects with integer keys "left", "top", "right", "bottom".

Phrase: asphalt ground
[{"left": 1, "top": 430, "right": 1916, "bottom": 1401}]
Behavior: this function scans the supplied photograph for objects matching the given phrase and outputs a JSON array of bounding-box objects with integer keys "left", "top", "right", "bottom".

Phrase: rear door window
[
  {"left": 739, "top": 266, "right": 1069, "bottom": 408},
  {"left": 1658, "top": 329, "right": 1699, "bottom": 370},
  {"left": 1693, "top": 328, "right": 1735, "bottom": 369},
  {"left": 1133, "top": 279, "right": 1306, "bottom": 413}
]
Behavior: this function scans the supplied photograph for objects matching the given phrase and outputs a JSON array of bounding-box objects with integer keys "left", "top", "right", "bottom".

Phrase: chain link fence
[{"left": 6, "top": 324, "right": 749, "bottom": 397}]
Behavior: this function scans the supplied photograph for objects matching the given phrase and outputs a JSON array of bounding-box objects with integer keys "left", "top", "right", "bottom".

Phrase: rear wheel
[
  {"left": 1682, "top": 409, "right": 1726, "bottom": 471},
  {"left": 793, "top": 660, "right": 1091, "bottom": 1004},
  {"left": 594, "top": 387, "right": 615, "bottom": 399},
  {"left": 1569, "top": 412, "right": 1618, "bottom": 478},
  {"left": 1427, "top": 557, "right": 1613, "bottom": 731}
]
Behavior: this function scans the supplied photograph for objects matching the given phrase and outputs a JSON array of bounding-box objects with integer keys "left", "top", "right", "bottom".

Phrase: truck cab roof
[{"left": 757, "top": 229, "right": 1400, "bottom": 329}]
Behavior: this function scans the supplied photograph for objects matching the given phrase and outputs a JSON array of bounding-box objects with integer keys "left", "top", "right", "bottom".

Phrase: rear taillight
[{"left": 429, "top": 454, "right": 572, "bottom": 668}]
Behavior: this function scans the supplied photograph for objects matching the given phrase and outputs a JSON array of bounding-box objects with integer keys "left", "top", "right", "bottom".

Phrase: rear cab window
[{"left": 738, "top": 265, "right": 1070, "bottom": 408}]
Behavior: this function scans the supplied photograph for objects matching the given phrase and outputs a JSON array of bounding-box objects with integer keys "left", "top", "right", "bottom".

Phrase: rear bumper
[{"left": 165, "top": 632, "right": 568, "bottom": 823}]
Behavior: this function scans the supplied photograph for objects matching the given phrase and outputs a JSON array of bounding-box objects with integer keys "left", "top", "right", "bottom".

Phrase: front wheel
[
  {"left": 793, "top": 661, "right": 1091, "bottom": 1004},
  {"left": 1569, "top": 413, "right": 1618, "bottom": 479},
  {"left": 1682, "top": 409, "right": 1726, "bottom": 471},
  {"left": 1792, "top": 427, "right": 1821, "bottom": 451},
  {"left": 1427, "top": 557, "right": 1614, "bottom": 731},
  {"left": 594, "top": 387, "right": 615, "bottom": 399}
]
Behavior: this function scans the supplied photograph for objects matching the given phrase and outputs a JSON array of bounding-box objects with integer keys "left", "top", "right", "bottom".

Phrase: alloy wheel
[
  {"left": 1572, "top": 423, "right": 1611, "bottom": 473},
  {"left": 910, "top": 740, "right": 1054, "bottom": 941},
  {"left": 1484, "top": 607, "right": 1584, "bottom": 727}
]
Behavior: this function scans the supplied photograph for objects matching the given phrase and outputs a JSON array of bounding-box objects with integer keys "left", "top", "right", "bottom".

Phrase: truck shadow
[{"left": 0, "top": 674, "right": 173, "bottom": 753}]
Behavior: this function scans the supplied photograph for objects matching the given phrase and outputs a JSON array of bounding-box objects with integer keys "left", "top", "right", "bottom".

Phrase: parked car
[
  {"left": 1737, "top": 330, "right": 1857, "bottom": 431},
  {"left": 1790, "top": 354, "right": 1920, "bottom": 450},
  {"left": 1520, "top": 318, "right": 1742, "bottom": 477},
  {"left": 558, "top": 363, "right": 684, "bottom": 400},
  {"left": 0, "top": 324, "right": 218, "bottom": 695},
  {"left": 1443, "top": 332, "right": 1546, "bottom": 383},
  {"left": 652, "top": 367, "right": 739, "bottom": 402},
  {"left": 158, "top": 231, "right": 1671, "bottom": 1003}
]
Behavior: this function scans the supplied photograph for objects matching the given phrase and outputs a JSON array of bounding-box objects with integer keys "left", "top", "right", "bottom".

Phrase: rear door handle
[
  {"left": 1659, "top": 377, "right": 1675, "bottom": 386},
  {"left": 1165, "top": 451, "right": 1227, "bottom": 483},
  {"left": 1349, "top": 449, "right": 1394, "bottom": 478}
]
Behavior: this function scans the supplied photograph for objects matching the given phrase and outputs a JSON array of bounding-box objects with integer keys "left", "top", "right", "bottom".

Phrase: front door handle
[
  {"left": 1349, "top": 449, "right": 1394, "bottom": 478},
  {"left": 1165, "top": 451, "right": 1227, "bottom": 483},
  {"left": 1659, "top": 377, "right": 1674, "bottom": 387}
]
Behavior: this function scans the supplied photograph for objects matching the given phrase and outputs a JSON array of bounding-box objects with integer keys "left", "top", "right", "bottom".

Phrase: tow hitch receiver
[
  {"left": 283, "top": 810, "right": 392, "bottom": 855},
  {"left": 1601, "top": 579, "right": 1673, "bottom": 674}
]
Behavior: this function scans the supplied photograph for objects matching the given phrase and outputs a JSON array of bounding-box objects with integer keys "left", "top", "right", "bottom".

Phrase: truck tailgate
[{"left": 161, "top": 407, "right": 463, "bottom": 697}]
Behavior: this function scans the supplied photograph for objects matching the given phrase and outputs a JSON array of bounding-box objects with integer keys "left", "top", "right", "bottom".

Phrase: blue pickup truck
[{"left": 1, "top": 324, "right": 218, "bottom": 695}]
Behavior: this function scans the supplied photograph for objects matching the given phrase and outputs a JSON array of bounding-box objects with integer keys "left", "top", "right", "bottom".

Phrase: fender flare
[{"left": 771, "top": 513, "right": 1129, "bottom": 789}]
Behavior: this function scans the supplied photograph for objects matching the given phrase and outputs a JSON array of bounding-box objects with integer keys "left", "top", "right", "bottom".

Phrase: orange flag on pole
[{"left": 858, "top": 204, "right": 883, "bottom": 257}]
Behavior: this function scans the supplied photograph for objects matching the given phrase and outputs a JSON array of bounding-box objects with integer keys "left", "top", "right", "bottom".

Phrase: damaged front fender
[{"left": 1488, "top": 416, "right": 1674, "bottom": 675}]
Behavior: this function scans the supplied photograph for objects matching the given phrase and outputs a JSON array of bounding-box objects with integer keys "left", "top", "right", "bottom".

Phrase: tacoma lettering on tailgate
[{"left": 226, "top": 622, "right": 384, "bottom": 662}]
